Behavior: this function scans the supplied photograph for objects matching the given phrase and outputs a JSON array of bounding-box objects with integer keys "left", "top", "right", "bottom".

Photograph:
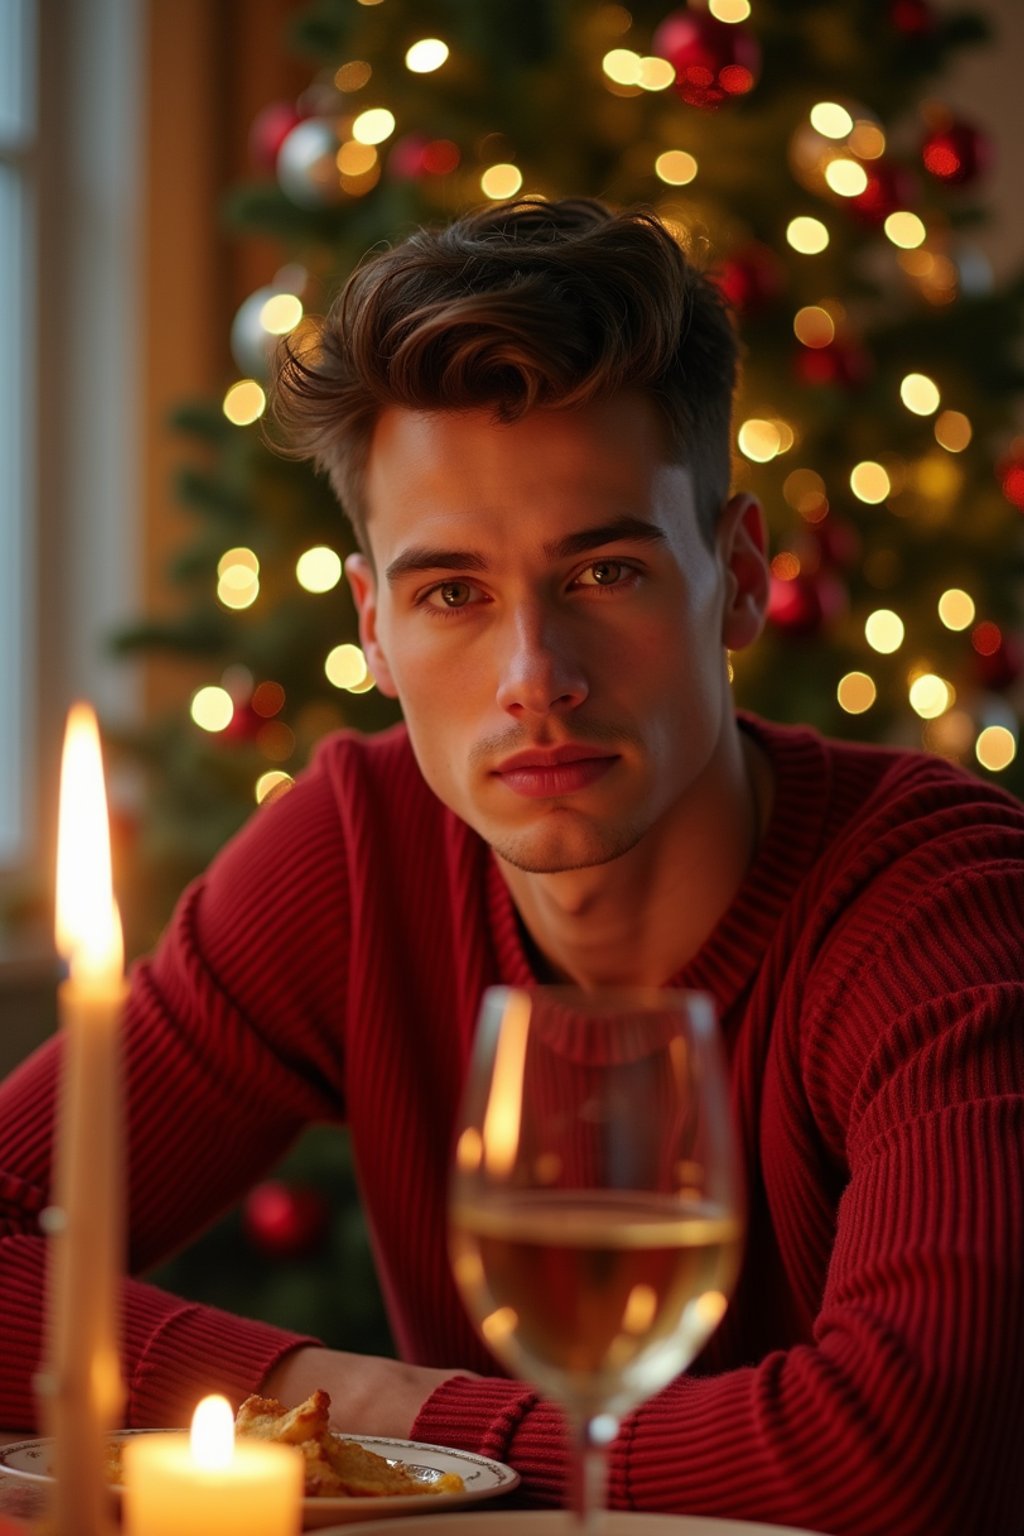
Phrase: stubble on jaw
[{"left": 485, "top": 808, "right": 651, "bottom": 875}]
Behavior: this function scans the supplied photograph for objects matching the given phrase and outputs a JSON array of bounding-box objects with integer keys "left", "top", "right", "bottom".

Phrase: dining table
[{"left": 0, "top": 1429, "right": 828, "bottom": 1536}]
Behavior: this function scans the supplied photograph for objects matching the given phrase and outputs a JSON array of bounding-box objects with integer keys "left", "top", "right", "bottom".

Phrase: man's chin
[{"left": 488, "top": 820, "right": 647, "bottom": 875}]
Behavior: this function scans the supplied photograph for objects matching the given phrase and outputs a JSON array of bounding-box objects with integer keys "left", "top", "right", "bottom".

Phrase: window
[
  {"left": 0, "top": 0, "right": 35, "bottom": 866},
  {"left": 1, "top": 0, "right": 142, "bottom": 888}
]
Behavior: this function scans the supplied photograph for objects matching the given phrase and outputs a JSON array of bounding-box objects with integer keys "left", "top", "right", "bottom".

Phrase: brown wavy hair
[{"left": 270, "top": 198, "right": 738, "bottom": 550}]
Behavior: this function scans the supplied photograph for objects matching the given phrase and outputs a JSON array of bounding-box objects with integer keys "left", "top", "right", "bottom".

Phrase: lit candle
[
  {"left": 123, "top": 1395, "right": 304, "bottom": 1536},
  {"left": 38, "top": 702, "right": 127, "bottom": 1536}
]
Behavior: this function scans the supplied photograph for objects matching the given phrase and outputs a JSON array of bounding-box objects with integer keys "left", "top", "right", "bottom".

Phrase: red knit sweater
[{"left": 2, "top": 714, "right": 1023, "bottom": 1536}]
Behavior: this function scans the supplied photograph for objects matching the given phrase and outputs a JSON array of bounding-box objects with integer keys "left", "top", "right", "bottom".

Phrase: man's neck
[{"left": 497, "top": 726, "right": 774, "bottom": 990}]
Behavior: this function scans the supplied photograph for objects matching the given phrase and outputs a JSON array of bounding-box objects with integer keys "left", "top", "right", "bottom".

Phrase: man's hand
[{"left": 259, "top": 1346, "right": 473, "bottom": 1439}]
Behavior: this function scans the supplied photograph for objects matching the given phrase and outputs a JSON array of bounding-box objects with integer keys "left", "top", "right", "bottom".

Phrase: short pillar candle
[{"left": 123, "top": 1396, "right": 303, "bottom": 1536}]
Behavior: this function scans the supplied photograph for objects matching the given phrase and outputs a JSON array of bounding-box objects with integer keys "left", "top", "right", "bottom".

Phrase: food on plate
[
  {"left": 235, "top": 1389, "right": 465, "bottom": 1498},
  {"left": 102, "top": 1390, "right": 464, "bottom": 1499}
]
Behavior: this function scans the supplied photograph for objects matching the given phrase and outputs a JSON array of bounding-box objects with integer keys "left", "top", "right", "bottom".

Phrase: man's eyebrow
[
  {"left": 384, "top": 516, "right": 667, "bottom": 585},
  {"left": 385, "top": 546, "right": 488, "bottom": 583},
  {"left": 543, "top": 516, "right": 668, "bottom": 560}
]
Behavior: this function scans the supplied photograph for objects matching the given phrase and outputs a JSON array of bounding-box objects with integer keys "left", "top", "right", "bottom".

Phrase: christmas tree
[{"left": 119, "top": 0, "right": 1024, "bottom": 1342}]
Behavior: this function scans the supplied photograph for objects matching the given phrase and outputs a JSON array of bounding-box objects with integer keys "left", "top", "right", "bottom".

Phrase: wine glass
[{"left": 449, "top": 985, "right": 744, "bottom": 1532}]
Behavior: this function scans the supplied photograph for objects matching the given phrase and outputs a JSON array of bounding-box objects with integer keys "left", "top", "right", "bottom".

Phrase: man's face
[{"left": 347, "top": 393, "right": 766, "bottom": 875}]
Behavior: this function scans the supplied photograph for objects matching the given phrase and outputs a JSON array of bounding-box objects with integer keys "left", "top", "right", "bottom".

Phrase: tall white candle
[
  {"left": 123, "top": 1395, "right": 303, "bottom": 1536},
  {"left": 38, "top": 702, "right": 126, "bottom": 1536}
]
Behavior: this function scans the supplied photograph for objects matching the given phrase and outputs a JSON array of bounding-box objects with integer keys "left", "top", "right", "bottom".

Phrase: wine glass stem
[{"left": 570, "top": 1417, "right": 609, "bottom": 1533}]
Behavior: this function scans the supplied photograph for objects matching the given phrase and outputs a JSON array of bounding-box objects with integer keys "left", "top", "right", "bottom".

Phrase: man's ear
[
  {"left": 344, "top": 554, "right": 399, "bottom": 698},
  {"left": 717, "top": 492, "right": 770, "bottom": 653}
]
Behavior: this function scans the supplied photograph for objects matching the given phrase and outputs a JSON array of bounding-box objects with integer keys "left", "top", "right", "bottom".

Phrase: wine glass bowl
[{"left": 449, "top": 986, "right": 744, "bottom": 1527}]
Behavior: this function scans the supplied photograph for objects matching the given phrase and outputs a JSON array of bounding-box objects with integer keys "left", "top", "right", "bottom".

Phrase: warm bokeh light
[
  {"left": 824, "top": 158, "right": 868, "bottom": 197},
  {"left": 938, "top": 588, "right": 975, "bottom": 631},
  {"left": 602, "top": 47, "right": 642, "bottom": 84},
  {"left": 848, "top": 121, "right": 886, "bottom": 159},
  {"left": 481, "top": 162, "right": 523, "bottom": 199},
  {"left": 709, "top": 0, "right": 751, "bottom": 18},
  {"left": 924, "top": 709, "right": 975, "bottom": 759},
  {"left": 934, "top": 409, "right": 972, "bottom": 452},
  {"left": 251, "top": 681, "right": 285, "bottom": 718},
  {"left": 191, "top": 686, "right": 234, "bottom": 733},
  {"left": 737, "top": 418, "right": 783, "bottom": 463},
  {"left": 255, "top": 770, "right": 295, "bottom": 806},
  {"left": 850, "top": 461, "right": 891, "bottom": 503},
  {"left": 809, "top": 102, "right": 853, "bottom": 139},
  {"left": 773, "top": 419, "right": 795, "bottom": 453},
  {"left": 337, "top": 140, "right": 378, "bottom": 175},
  {"left": 325, "top": 643, "right": 370, "bottom": 690},
  {"left": 191, "top": 1396, "right": 234, "bottom": 1472},
  {"left": 837, "top": 671, "right": 877, "bottom": 714},
  {"left": 655, "top": 149, "right": 697, "bottom": 185},
  {"left": 296, "top": 546, "right": 343, "bottom": 593},
  {"left": 335, "top": 60, "right": 372, "bottom": 91},
  {"left": 771, "top": 552, "right": 801, "bottom": 581},
  {"left": 218, "top": 547, "right": 259, "bottom": 578},
  {"left": 786, "top": 216, "right": 829, "bottom": 254},
  {"left": 405, "top": 38, "right": 449, "bottom": 73},
  {"left": 900, "top": 372, "right": 941, "bottom": 415},
  {"left": 257, "top": 721, "right": 295, "bottom": 761},
  {"left": 976, "top": 725, "right": 1017, "bottom": 772},
  {"left": 258, "top": 293, "right": 303, "bottom": 335},
  {"left": 909, "top": 673, "right": 954, "bottom": 719},
  {"left": 222, "top": 380, "right": 266, "bottom": 426},
  {"left": 884, "top": 211, "right": 926, "bottom": 249},
  {"left": 793, "top": 305, "right": 835, "bottom": 348},
  {"left": 783, "top": 467, "right": 828, "bottom": 519},
  {"left": 638, "top": 56, "right": 675, "bottom": 90},
  {"left": 217, "top": 566, "right": 260, "bottom": 610},
  {"left": 352, "top": 107, "right": 396, "bottom": 145},
  {"left": 865, "top": 608, "right": 904, "bottom": 654}
]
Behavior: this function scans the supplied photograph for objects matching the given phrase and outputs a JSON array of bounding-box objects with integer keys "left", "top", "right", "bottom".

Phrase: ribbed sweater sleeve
[{"left": 0, "top": 753, "right": 350, "bottom": 1429}]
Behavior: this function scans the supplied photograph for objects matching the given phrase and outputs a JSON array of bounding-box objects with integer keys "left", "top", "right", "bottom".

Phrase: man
[{"left": 1, "top": 199, "right": 1022, "bottom": 1536}]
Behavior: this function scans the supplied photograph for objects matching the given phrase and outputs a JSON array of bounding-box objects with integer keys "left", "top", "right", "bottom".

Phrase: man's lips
[{"left": 491, "top": 745, "right": 620, "bottom": 799}]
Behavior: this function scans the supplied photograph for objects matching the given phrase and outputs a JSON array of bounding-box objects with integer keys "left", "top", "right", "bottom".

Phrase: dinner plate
[
  {"left": 0, "top": 1431, "right": 519, "bottom": 1529},
  {"left": 323, "top": 1513, "right": 823, "bottom": 1535}
]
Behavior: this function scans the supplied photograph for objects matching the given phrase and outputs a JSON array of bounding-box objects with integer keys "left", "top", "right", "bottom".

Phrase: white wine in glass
[{"left": 449, "top": 986, "right": 744, "bottom": 1532}]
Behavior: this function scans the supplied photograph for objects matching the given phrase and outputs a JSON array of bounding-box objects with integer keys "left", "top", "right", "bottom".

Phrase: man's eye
[
  {"left": 428, "top": 580, "right": 475, "bottom": 609},
  {"left": 577, "top": 560, "right": 627, "bottom": 587}
]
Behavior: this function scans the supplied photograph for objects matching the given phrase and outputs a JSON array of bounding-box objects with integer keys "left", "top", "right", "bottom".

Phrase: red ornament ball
[
  {"left": 813, "top": 517, "right": 862, "bottom": 570},
  {"left": 997, "top": 453, "right": 1024, "bottom": 510},
  {"left": 243, "top": 1181, "right": 331, "bottom": 1259},
  {"left": 889, "top": 0, "right": 935, "bottom": 34},
  {"left": 767, "top": 571, "right": 846, "bottom": 637},
  {"left": 651, "top": 9, "right": 761, "bottom": 110},
  {"left": 713, "top": 242, "right": 783, "bottom": 315},
  {"left": 848, "top": 159, "right": 916, "bottom": 224},
  {"left": 793, "top": 336, "right": 872, "bottom": 390},
  {"left": 388, "top": 134, "right": 461, "bottom": 181},
  {"left": 249, "top": 101, "right": 306, "bottom": 174},
  {"left": 921, "top": 119, "right": 993, "bottom": 187},
  {"left": 971, "top": 623, "right": 1022, "bottom": 691},
  {"left": 222, "top": 701, "right": 263, "bottom": 743}
]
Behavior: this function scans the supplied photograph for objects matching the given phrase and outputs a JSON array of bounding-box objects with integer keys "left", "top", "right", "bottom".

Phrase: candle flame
[
  {"left": 190, "top": 1394, "right": 235, "bottom": 1470},
  {"left": 55, "top": 702, "right": 123, "bottom": 982},
  {"left": 482, "top": 990, "right": 530, "bottom": 1178}
]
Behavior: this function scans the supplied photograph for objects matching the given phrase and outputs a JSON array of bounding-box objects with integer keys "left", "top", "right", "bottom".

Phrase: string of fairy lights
[{"left": 194, "top": 0, "right": 1020, "bottom": 804}]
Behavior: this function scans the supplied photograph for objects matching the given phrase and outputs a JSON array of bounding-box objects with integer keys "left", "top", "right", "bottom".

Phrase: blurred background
[{"left": 2, "top": 0, "right": 1022, "bottom": 1350}]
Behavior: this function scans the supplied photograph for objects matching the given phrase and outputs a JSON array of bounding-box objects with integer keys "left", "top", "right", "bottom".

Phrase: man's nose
[{"left": 494, "top": 607, "right": 589, "bottom": 718}]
